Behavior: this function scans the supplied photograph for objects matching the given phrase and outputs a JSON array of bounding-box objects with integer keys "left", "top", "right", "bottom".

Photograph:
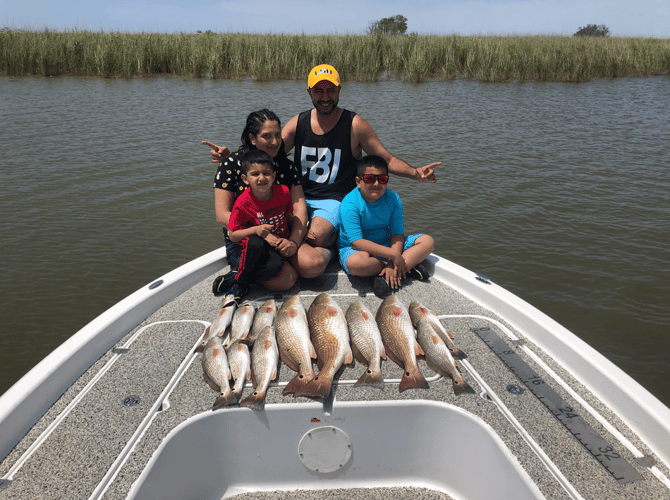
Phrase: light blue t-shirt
[{"left": 338, "top": 187, "right": 404, "bottom": 249}]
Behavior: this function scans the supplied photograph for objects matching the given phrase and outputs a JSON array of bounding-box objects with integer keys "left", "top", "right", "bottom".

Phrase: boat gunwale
[
  {"left": 429, "top": 254, "right": 670, "bottom": 468},
  {"left": 0, "top": 247, "right": 227, "bottom": 463}
]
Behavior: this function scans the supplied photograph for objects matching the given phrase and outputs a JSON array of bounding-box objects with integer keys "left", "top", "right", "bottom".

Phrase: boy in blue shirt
[{"left": 338, "top": 155, "right": 434, "bottom": 298}]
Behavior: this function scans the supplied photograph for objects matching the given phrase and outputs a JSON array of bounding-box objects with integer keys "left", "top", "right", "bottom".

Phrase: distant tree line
[
  {"left": 366, "top": 17, "right": 611, "bottom": 39},
  {"left": 574, "top": 24, "right": 610, "bottom": 37},
  {"left": 367, "top": 15, "right": 408, "bottom": 36}
]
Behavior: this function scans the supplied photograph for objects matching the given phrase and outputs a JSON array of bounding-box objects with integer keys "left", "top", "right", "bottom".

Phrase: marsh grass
[{"left": 1, "top": 30, "right": 668, "bottom": 82}]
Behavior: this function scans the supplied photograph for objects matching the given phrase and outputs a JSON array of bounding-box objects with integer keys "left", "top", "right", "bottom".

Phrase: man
[{"left": 203, "top": 64, "right": 441, "bottom": 279}]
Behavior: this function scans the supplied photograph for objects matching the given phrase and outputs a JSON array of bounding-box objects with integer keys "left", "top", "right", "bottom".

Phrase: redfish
[
  {"left": 409, "top": 301, "right": 466, "bottom": 359},
  {"left": 224, "top": 301, "right": 255, "bottom": 348},
  {"left": 298, "top": 293, "right": 352, "bottom": 399},
  {"left": 239, "top": 325, "right": 278, "bottom": 411},
  {"left": 275, "top": 295, "right": 317, "bottom": 396},
  {"left": 416, "top": 318, "right": 473, "bottom": 396},
  {"left": 196, "top": 294, "right": 237, "bottom": 353},
  {"left": 226, "top": 338, "right": 251, "bottom": 402},
  {"left": 376, "top": 295, "right": 429, "bottom": 392},
  {"left": 247, "top": 299, "right": 276, "bottom": 345},
  {"left": 201, "top": 336, "right": 237, "bottom": 410},
  {"left": 345, "top": 301, "right": 386, "bottom": 389}
]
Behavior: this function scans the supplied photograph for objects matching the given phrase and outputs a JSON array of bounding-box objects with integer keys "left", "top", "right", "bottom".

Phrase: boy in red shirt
[{"left": 216, "top": 150, "right": 298, "bottom": 300}]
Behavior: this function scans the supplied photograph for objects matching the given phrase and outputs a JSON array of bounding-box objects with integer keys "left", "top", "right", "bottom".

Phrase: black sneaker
[
  {"left": 212, "top": 270, "right": 236, "bottom": 296},
  {"left": 408, "top": 262, "right": 429, "bottom": 281},
  {"left": 226, "top": 283, "right": 250, "bottom": 304},
  {"left": 372, "top": 276, "right": 391, "bottom": 298}
]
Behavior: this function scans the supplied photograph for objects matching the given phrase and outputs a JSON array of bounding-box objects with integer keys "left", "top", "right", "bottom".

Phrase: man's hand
[
  {"left": 201, "top": 141, "right": 230, "bottom": 163},
  {"left": 415, "top": 162, "right": 441, "bottom": 183},
  {"left": 256, "top": 224, "right": 273, "bottom": 239},
  {"left": 274, "top": 238, "right": 298, "bottom": 258}
]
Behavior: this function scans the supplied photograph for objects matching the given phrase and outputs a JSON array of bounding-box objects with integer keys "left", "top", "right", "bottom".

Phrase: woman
[{"left": 204, "top": 109, "right": 307, "bottom": 296}]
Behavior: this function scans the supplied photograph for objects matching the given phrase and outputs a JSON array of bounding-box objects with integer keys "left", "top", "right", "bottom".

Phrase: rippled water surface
[{"left": 1, "top": 75, "right": 669, "bottom": 407}]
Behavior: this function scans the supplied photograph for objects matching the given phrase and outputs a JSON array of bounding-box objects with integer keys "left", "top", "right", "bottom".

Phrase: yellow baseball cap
[{"left": 307, "top": 64, "right": 341, "bottom": 88}]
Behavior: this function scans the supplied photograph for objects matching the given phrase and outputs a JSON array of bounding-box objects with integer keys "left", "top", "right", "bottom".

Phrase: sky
[{"left": 2, "top": 0, "right": 668, "bottom": 38}]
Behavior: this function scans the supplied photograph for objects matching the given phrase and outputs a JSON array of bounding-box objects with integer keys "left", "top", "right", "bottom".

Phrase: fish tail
[
  {"left": 450, "top": 346, "right": 467, "bottom": 359},
  {"left": 452, "top": 376, "right": 474, "bottom": 396},
  {"left": 354, "top": 367, "right": 384, "bottom": 389},
  {"left": 296, "top": 373, "right": 333, "bottom": 399},
  {"left": 399, "top": 367, "right": 429, "bottom": 392},
  {"left": 283, "top": 372, "right": 315, "bottom": 396},
  {"left": 239, "top": 389, "right": 266, "bottom": 411},
  {"left": 212, "top": 392, "right": 238, "bottom": 410}
]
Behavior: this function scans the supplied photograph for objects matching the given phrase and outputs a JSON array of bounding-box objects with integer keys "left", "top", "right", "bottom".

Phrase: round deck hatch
[{"left": 298, "top": 426, "right": 352, "bottom": 473}]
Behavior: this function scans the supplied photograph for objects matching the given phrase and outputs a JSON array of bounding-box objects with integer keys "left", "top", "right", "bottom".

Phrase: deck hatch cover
[
  {"left": 298, "top": 426, "right": 352, "bottom": 473},
  {"left": 473, "top": 327, "right": 644, "bottom": 484}
]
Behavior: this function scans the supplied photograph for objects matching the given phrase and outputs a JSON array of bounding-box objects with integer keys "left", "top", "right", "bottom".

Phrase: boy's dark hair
[
  {"left": 240, "top": 149, "right": 274, "bottom": 174},
  {"left": 357, "top": 155, "right": 388, "bottom": 178}
]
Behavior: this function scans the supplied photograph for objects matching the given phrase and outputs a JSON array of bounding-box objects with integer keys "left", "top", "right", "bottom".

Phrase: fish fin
[
  {"left": 351, "top": 342, "right": 368, "bottom": 365},
  {"left": 212, "top": 392, "right": 238, "bottom": 410},
  {"left": 354, "top": 367, "right": 384, "bottom": 389},
  {"left": 316, "top": 356, "right": 324, "bottom": 371},
  {"left": 239, "top": 389, "right": 266, "bottom": 411},
  {"left": 271, "top": 367, "right": 277, "bottom": 381},
  {"left": 220, "top": 325, "right": 231, "bottom": 344},
  {"left": 452, "top": 376, "right": 474, "bottom": 396},
  {"left": 202, "top": 372, "right": 220, "bottom": 392},
  {"left": 399, "top": 367, "right": 429, "bottom": 392},
  {"left": 232, "top": 385, "right": 244, "bottom": 402},
  {"left": 309, "top": 342, "right": 317, "bottom": 359},
  {"left": 295, "top": 373, "right": 333, "bottom": 399},
  {"left": 279, "top": 348, "right": 299, "bottom": 373},
  {"left": 415, "top": 343, "right": 425, "bottom": 356},
  {"left": 425, "top": 359, "right": 450, "bottom": 379},
  {"left": 344, "top": 348, "right": 354, "bottom": 366},
  {"left": 445, "top": 328, "right": 455, "bottom": 340},
  {"left": 283, "top": 371, "right": 315, "bottom": 396},
  {"left": 380, "top": 346, "right": 387, "bottom": 360},
  {"left": 382, "top": 343, "right": 405, "bottom": 369}
]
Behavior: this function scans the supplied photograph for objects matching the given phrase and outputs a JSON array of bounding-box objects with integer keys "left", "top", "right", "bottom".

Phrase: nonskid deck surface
[{"left": 1, "top": 260, "right": 669, "bottom": 500}]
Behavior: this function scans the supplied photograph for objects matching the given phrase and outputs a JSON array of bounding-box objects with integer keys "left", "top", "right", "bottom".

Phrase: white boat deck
[{"left": 1, "top": 255, "right": 669, "bottom": 499}]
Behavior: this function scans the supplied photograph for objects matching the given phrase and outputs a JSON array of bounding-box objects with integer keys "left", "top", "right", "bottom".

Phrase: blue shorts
[
  {"left": 339, "top": 233, "right": 424, "bottom": 274},
  {"left": 306, "top": 198, "right": 340, "bottom": 230}
]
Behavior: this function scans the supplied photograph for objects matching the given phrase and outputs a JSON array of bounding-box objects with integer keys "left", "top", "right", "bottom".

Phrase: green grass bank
[{"left": 1, "top": 31, "right": 669, "bottom": 82}]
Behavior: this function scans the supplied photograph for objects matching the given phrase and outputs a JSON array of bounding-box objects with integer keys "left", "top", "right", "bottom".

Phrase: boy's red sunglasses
[{"left": 361, "top": 174, "right": 389, "bottom": 184}]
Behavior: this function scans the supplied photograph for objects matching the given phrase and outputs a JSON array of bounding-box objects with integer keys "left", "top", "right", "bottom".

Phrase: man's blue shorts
[
  {"left": 306, "top": 198, "right": 340, "bottom": 230},
  {"left": 339, "top": 233, "right": 424, "bottom": 274}
]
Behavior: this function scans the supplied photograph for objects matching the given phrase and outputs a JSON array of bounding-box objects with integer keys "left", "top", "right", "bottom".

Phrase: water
[{"left": 1, "top": 75, "right": 669, "bottom": 408}]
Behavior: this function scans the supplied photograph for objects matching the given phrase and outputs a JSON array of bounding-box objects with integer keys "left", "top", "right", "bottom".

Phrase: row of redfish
[{"left": 197, "top": 292, "right": 472, "bottom": 411}]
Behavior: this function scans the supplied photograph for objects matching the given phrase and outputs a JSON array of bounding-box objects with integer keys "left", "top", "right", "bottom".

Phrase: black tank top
[{"left": 294, "top": 109, "right": 359, "bottom": 201}]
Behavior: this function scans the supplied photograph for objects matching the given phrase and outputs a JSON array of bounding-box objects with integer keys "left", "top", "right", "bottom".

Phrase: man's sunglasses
[{"left": 360, "top": 174, "right": 389, "bottom": 184}]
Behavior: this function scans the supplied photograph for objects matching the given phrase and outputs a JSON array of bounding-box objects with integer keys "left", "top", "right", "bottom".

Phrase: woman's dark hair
[{"left": 238, "top": 109, "right": 281, "bottom": 152}]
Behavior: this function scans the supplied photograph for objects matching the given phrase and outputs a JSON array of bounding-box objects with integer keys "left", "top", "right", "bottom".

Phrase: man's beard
[{"left": 315, "top": 95, "right": 339, "bottom": 115}]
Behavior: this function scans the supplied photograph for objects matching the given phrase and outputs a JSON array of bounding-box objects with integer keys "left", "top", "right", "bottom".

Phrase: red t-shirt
[{"left": 228, "top": 184, "right": 293, "bottom": 239}]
